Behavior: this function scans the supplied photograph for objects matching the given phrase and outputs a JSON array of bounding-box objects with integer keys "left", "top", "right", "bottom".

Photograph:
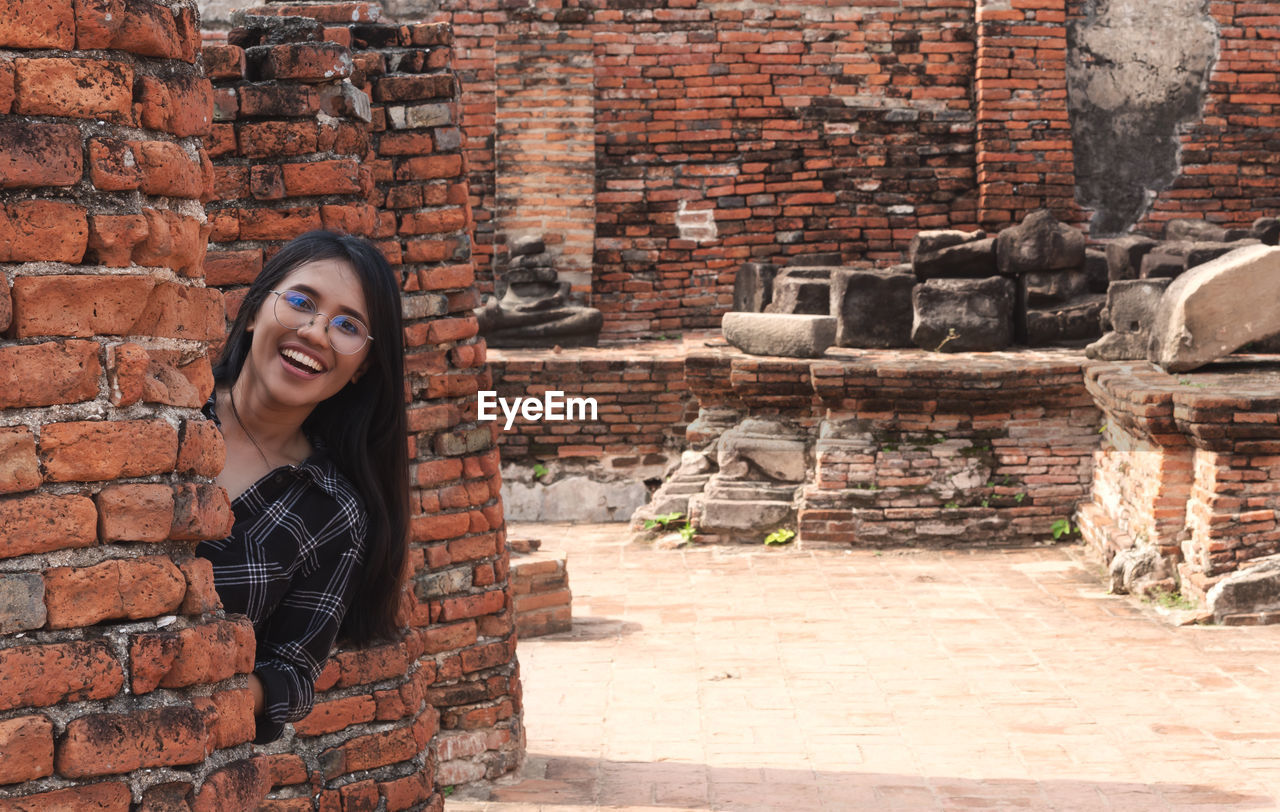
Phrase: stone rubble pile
[{"left": 727, "top": 210, "right": 1280, "bottom": 362}]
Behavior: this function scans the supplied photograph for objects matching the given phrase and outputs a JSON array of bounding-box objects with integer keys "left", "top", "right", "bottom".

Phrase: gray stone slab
[
  {"left": 722, "top": 312, "right": 836, "bottom": 358},
  {"left": 911, "top": 277, "right": 1015, "bottom": 352},
  {"left": 830, "top": 268, "right": 914, "bottom": 348}
]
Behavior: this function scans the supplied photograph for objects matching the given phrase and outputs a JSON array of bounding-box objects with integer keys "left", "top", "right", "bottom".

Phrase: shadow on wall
[{"left": 1067, "top": 0, "right": 1219, "bottom": 236}]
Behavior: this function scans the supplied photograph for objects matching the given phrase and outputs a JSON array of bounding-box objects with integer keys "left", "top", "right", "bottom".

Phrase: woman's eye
[
  {"left": 283, "top": 292, "right": 313, "bottom": 311},
  {"left": 332, "top": 317, "right": 362, "bottom": 336}
]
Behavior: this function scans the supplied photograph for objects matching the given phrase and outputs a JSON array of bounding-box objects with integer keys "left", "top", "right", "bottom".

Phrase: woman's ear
[{"left": 349, "top": 359, "right": 370, "bottom": 384}]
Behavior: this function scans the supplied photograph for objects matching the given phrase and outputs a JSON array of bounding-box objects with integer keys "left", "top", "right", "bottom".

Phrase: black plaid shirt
[{"left": 196, "top": 398, "right": 367, "bottom": 743}]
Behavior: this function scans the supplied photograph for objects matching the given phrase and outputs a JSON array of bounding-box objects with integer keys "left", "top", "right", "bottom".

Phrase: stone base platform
[{"left": 637, "top": 344, "right": 1104, "bottom": 547}]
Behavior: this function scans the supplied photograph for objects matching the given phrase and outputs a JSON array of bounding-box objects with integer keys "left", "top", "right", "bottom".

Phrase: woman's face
[{"left": 244, "top": 258, "right": 372, "bottom": 410}]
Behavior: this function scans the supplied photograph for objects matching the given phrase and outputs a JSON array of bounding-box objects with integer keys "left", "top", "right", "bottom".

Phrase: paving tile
[{"left": 449, "top": 523, "right": 1280, "bottom": 811}]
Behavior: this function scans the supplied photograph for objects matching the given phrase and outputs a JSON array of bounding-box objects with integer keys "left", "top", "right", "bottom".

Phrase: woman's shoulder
[{"left": 294, "top": 452, "right": 368, "bottom": 537}]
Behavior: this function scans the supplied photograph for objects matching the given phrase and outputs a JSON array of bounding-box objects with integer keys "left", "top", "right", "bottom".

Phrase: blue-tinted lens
[
  {"left": 330, "top": 316, "right": 363, "bottom": 338},
  {"left": 281, "top": 291, "right": 314, "bottom": 313}
]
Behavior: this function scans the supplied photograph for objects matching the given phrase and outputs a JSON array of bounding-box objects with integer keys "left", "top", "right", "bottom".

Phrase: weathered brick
[
  {"left": 192, "top": 757, "right": 270, "bottom": 812},
  {"left": 0, "top": 200, "right": 87, "bottom": 263},
  {"left": 129, "top": 281, "right": 223, "bottom": 341},
  {"left": 0, "top": 782, "right": 130, "bottom": 811},
  {"left": 74, "top": 0, "right": 198, "bottom": 61},
  {"left": 237, "top": 121, "right": 320, "bottom": 159},
  {"left": 294, "top": 695, "right": 377, "bottom": 737},
  {"left": 96, "top": 484, "right": 176, "bottom": 543},
  {"left": 0, "top": 121, "right": 81, "bottom": 189},
  {"left": 0, "top": 641, "right": 123, "bottom": 711},
  {"left": 0, "top": 428, "right": 39, "bottom": 495},
  {"left": 0, "top": 715, "right": 53, "bottom": 785},
  {"left": 135, "top": 141, "right": 205, "bottom": 198},
  {"left": 202, "top": 44, "right": 246, "bottom": 79},
  {"left": 320, "top": 725, "right": 417, "bottom": 779},
  {"left": 178, "top": 556, "right": 222, "bottom": 615},
  {"left": 86, "top": 214, "right": 150, "bottom": 267},
  {"left": 0, "top": 494, "right": 97, "bottom": 559},
  {"left": 44, "top": 556, "right": 186, "bottom": 628},
  {"left": 0, "top": 0, "right": 74, "bottom": 48},
  {"left": 282, "top": 159, "right": 363, "bottom": 196},
  {"left": 10, "top": 275, "right": 153, "bottom": 338},
  {"left": 238, "top": 83, "right": 319, "bottom": 117},
  {"left": 57, "top": 707, "right": 208, "bottom": 778},
  {"left": 250, "top": 42, "right": 352, "bottom": 83},
  {"left": 13, "top": 57, "right": 132, "bottom": 122},
  {"left": 39, "top": 420, "right": 178, "bottom": 482},
  {"left": 203, "top": 249, "right": 262, "bottom": 286},
  {"left": 130, "top": 619, "right": 255, "bottom": 694},
  {"left": 177, "top": 420, "right": 226, "bottom": 478},
  {"left": 132, "top": 210, "right": 212, "bottom": 277},
  {"left": 169, "top": 482, "right": 234, "bottom": 541},
  {"left": 136, "top": 74, "right": 213, "bottom": 137},
  {"left": 0, "top": 573, "right": 45, "bottom": 634}
]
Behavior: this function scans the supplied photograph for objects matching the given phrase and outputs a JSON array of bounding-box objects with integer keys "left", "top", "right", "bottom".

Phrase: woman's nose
[{"left": 295, "top": 313, "right": 332, "bottom": 346}]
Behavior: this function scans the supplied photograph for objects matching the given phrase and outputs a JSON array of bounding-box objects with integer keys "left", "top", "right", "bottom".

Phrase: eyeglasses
[{"left": 270, "top": 290, "right": 373, "bottom": 355}]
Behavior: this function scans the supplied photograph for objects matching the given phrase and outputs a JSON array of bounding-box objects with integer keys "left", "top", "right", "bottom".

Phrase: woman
[{"left": 197, "top": 231, "right": 410, "bottom": 743}]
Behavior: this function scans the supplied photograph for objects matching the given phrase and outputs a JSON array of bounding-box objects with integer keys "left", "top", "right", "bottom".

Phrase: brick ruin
[
  {"left": 0, "top": 0, "right": 518, "bottom": 806},
  {"left": 4, "top": 0, "right": 1280, "bottom": 805}
]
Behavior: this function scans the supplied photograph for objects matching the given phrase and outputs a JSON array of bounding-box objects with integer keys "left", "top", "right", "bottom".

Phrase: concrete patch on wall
[{"left": 1067, "top": 0, "right": 1218, "bottom": 236}]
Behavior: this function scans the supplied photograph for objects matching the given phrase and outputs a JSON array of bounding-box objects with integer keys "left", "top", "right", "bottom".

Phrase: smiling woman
[{"left": 196, "top": 231, "right": 410, "bottom": 743}]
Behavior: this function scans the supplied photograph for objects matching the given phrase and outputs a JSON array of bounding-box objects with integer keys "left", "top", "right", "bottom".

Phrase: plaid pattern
[{"left": 196, "top": 397, "right": 367, "bottom": 743}]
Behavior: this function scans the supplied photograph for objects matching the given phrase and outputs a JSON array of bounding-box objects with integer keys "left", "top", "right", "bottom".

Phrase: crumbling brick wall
[
  {"left": 0, "top": 0, "right": 266, "bottom": 805},
  {"left": 202, "top": 4, "right": 521, "bottom": 798}
]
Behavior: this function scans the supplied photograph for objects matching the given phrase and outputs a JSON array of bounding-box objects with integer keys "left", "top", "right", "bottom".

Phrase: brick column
[
  {"left": 0, "top": 0, "right": 266, "bottom": 806},
  {"left": 204, "top": 3, "right": 522, "bottom": 800},
  {"left": 974, "top": 0, "right": 1084, "bottom": 228}
]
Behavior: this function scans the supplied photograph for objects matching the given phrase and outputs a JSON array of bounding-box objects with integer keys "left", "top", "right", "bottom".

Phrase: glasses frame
[{"left": 268, "top": 289, "right": 374, "bottom": 355}]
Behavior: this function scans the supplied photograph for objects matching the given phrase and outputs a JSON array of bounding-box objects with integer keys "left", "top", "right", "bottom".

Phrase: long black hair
[{"left": 215, "top": 230, "right": 409, "bottom": 643}]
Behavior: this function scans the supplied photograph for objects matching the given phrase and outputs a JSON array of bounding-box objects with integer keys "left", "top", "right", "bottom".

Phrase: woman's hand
[{"left": 249, "top": 673, "right": 265, "bottom": 716}]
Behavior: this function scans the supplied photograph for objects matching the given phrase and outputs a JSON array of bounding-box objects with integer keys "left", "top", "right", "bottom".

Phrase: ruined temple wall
[
  {"left": 201, "top": 7, "right": 521, "bottom": 798},
  {"left": 0, "top": 0, "right": 263, "bottom": 805},
  {"left": 1066, "top": 0, "right": 1280, "bottom": 237}
]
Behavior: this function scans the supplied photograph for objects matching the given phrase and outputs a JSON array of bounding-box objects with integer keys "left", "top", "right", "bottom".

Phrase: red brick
[
  {"left": 282, "top": 159, "right": 363, "bottom": 196},
  {"left": 136, "top": 75, "right": 213, "bottom": 137},
  {"left": 192, "top": 688, "right": 255, "bottom": 750},
  {"left": 177, "top": 419, "right": 226, "bottom": 478},
  {"left": 420, "top": 620, "right": 477, "bottom": 654},
  {"left": 0, "top": 715, "right": 53, "bottom": 785},
  {"left": 238, "top": 83, "right": 319, "bottom": 117},
  {"left": 74, "top": 0, "right": 198, "bottom": 61},
  {"left": 57, "top": 706, "right": 208, "bottom": 778},
  {"left": 438, "top": 589, "right": 506, "bottom": 622},
  {"left": 331, "top": 643, "right": 411, "bottom": 689},
  {"left": 202, "top": 44, "right": 246, "bottom": 79},
  {"left": 0, "top": 783, "right": 130, "bottom": 811},
  {"left": 138, "top": 782, "right": 195, "bottom": 810},
  {"left": 10, "top": 274, "right": 152, "bottom": 338},
  {"left": 130, "top": 281, "right": 224, "bottom": 341},
  {"left": 0, "top": 60, "right": 12, "bottom": 114},
  {"left": 254, "top": 42, "right": 352, "bottom": 82},
  {"left": 320, "top": 725, "right": 417, "bottom": 779},
  {"left": 178, "top": 556, "right": 221, "bottom": 614},
  {"left": 0, "top": 641, "right": 123, "bottom": 711},
  {"left": 294, "top": 695, "right": 377, "bottom": 737},
  {"left": 86, "top": 214, "right": 149, "bottom": 267},
  {"left": 192, "top": 757, "right": 270, "bottom": 812},
  {"left": 14, "top": 57, "right": 132, "bottom": 123},
  {"left": 169, "top": 482, "right": 234, "bottom": 541},
  {"left": 130, "top": 618, "right": 255, "bottom": 694},
  {"left": 0, "top": 200, "right": 87, "bottom": 263},
  {"left": 320, "top": 203, "right": 379, "bottom": 235},
  {"left": 237, "top": 121, "right": 320, "bottom": 159},
  {"left": 0, "top": 494, "right": 97, "bottom": 559},
  {"left": 131, "top": 209, "right": 211, "bottom": 276},
  {"left": 0, "top": 428, "right": 38, "bottom": 495},
  {"left": 373, "top": 74, "right": 454, "bottom": 102},
  {"left": 135, "top": 141, "right": 205, "bottom": 198},
  {"left": 203, "top": 249, "right": 263, "bottom": 286},
  {"left": 0, "top": 121, "right": 81, "bottom": 189},
  {"left": 104, "top": 341, "right": 147, "bottom": 407},
  {"left": 140, "top": 349, "right": 212, "bottom": 408},
  {"left": 97, "top": 483, "right": 175, "bottom": 542},
  {"left": 379, "top": 772, "right": 431, "bottom": 811},
  {"left": 394, "top": 154, "right": 463, "bottom": 181},
  {"left": 378, "top": 131, "right": 434, "bottom": 155},
  {"left": 44, "top": 556, "right": 186, "bottom": 628},
  {"left": 0, "top": 339, "right": 101, "bottom": 409},
  {"left": 40, "top": 420, "right": 178, "bottom": 482},
  {"left": 1, "top": 0, "right": 74, "bottom": 48},
  {"left": 238, "top": 206, "right": 324, "bottom": 241}
]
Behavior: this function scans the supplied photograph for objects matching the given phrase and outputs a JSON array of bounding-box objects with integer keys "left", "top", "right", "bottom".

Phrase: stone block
[
  {"left": 722, "top": 312, "right": 836, "bottom": 358},
  {"left": 1084, "top": 248, "right": 1109, "bottom": 293},
  {"left": 732, "top": 261, "right": 775, "bottom": 313},
  {"left": 995, "top": 209, "right": 1085, "bottom": 275},
  {"left": 766, "top": 267, "right": 832, "bottom": 315},
  {"left": 1207, "top": 559, "right": 1280, "bottom": 624},
  {"left": 1105, "top": 234, "right": 1156, "bottom": 281},
  {"left": 1252, "top": 216, "right": 1280, "bottom": 246},
  {"left": 1148, "top": 243, "right": 1280, "bottom": 372},
  {"left": 1020, "top": 269, "right": 1089, "bottom": 307},
  {"left": 830, "top": 268, "right": 913, "bottom": 348},
  {"left": 1022, "top": 295, "right": 1105, "bottom": 347},
  {"left": 1164, "top": 218, "right": 1250, "bottom": 243},
  {"left": 910, "top": 230, "right": 994, "bottom": 279},
  {"left": 910, "top": 277, "right": 1015, "bottom": 352}
]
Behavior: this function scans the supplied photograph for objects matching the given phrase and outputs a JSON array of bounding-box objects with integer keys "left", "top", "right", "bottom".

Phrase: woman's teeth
[{"left": 281, "top": 348, "right": 324, "bottom": 373}]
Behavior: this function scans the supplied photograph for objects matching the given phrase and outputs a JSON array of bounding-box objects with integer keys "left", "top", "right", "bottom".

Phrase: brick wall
[
  {"left": 1080, "top": 361, "right": 1280, "bottom": 612},
  {"left": 202, "top": 5, "right": 522, "bottom": 798},
  {"left": 1132, "top": 0, "right": 1280, "bottom": 234},
  {"left": 0, "top": 0, "right": 259, "bottom": 805}
]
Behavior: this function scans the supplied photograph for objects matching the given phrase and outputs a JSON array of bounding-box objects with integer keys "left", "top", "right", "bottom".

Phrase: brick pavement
[{"left": 449, "top": 523, "right": 1280, "bottom": 811}]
